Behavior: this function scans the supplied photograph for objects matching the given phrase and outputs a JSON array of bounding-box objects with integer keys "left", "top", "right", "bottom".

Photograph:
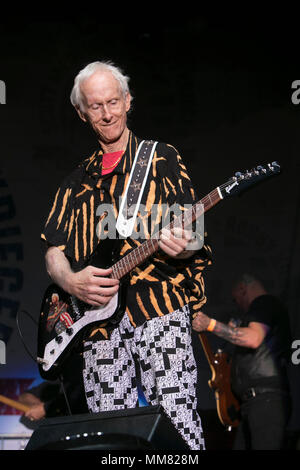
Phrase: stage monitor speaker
[{"left": 25, "top": 405, "right": 189, "bottom": 450}]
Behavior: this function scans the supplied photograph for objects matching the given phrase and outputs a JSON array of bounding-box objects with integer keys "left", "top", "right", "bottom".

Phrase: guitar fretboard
[{"left": 111, "top": 186, "right": 222, "bottom": 280}]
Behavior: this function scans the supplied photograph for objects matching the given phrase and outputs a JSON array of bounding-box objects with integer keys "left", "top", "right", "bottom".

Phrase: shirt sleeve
[
  {"left": 40, "top": 174, "right": 75, "bottom": 258},
  {"left": 246, "top": 295, "right": 278, "bottom": 328},
  {"left": 159, "top": 143, "right": 213, "bottom": 316}
]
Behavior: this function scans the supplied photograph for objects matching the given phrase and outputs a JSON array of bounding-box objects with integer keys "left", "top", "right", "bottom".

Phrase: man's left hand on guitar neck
[{"left": 159, "top": 227, "right": 199, "bottom": 259}]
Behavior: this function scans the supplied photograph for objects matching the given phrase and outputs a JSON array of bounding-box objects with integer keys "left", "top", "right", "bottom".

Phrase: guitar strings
[{"left": 110, "top": 169, "right": 272, "bottom": 279}]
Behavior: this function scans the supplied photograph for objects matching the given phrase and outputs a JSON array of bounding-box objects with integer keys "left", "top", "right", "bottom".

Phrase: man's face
[{"left": 77, "top": 71, "right": 131, "bottom": 146}]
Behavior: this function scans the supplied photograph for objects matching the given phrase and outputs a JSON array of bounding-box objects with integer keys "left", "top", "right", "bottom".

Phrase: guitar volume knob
[{"left": 55, "top": 335, "right": 63, "bottom": 344}]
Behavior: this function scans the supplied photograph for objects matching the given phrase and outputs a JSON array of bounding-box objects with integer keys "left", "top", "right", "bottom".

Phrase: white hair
[{"left": 70, "top": 60, "right": 131, "bottom": 111}]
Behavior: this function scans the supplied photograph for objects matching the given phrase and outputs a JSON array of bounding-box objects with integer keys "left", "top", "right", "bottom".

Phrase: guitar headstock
[{"left": 219, "top": 161, "right": 281, "bottom": 198}]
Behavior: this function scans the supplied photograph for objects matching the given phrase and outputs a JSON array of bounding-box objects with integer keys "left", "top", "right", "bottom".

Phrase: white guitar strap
[{"left": 116, "top": 139, "right": 158, "bottom": 238}]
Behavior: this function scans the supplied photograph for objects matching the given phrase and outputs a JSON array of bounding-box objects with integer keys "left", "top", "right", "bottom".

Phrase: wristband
[{"left": 207, "top": 318, "right": 216, "bottom": 332}]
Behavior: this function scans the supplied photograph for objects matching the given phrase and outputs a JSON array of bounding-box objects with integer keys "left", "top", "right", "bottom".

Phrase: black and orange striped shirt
[{"left": 41, "top": 132, "right": 212, "bottom": 336}]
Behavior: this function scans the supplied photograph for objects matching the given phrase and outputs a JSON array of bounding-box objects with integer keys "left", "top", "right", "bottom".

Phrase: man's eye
[{"left": 91, "top": 105, "right": 99, "bottom": 110}]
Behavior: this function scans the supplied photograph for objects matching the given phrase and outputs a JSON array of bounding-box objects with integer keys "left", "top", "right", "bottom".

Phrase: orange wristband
[{"left": 207, "top": 318, "right": 216, "bottom": 332}]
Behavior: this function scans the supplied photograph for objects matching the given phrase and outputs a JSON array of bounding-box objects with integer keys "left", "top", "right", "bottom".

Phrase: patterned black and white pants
[{"left": 82, "top": 305, "right": 205, "bottom": 450}]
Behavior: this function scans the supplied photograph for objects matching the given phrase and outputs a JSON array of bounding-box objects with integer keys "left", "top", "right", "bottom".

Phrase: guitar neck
[
  {"left": 198, "top": 332, "right": 217, "bottom": 365},
  {"left": 111, "top": 186, "right": 222, "bottom": 280}
]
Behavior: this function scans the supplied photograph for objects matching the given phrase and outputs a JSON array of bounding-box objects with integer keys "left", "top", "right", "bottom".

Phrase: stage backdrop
[{"left": 0, "top": 17, "right": 300, "bottom": 445}]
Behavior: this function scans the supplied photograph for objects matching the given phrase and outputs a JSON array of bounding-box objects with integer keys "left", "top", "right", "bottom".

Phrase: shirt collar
[{"left": 80, "top": 131, "right": 141, "bottom": 179}]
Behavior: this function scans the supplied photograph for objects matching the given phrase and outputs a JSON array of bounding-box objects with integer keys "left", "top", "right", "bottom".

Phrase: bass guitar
[
  {"left": 37, "top": 162, "right": 281, "bottom": 380},
  {"left": 198, "top": 333, "right": 240, "bottom": 429}
]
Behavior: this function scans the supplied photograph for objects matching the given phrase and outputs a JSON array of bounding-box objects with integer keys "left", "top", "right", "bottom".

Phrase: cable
[
  {"left": 16, "top": 310, "right": 73, "bottom": 416},
  {"left": 58, "top": 374, "right": 73, "bottom": 416},
  {"left": 16, "top": 309, "right": 39, "bottom": 365}
]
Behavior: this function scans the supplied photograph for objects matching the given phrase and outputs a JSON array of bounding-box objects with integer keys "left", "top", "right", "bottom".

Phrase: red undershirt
[{"left": 101, "top": 151, "right": 124, "bottom": 175}]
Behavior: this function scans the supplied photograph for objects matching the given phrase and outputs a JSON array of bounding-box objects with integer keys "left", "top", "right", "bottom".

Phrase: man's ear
[
  {"left": 76, "top": 106, "right": 87, "bottom": 123},
  {"left": 125, "top": 93, "right": 132, "bottom": 113}
]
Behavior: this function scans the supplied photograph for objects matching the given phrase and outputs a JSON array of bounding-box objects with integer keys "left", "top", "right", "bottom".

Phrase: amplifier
[{"left": 25, "top": 405, "right": 189, "bottom": 450}]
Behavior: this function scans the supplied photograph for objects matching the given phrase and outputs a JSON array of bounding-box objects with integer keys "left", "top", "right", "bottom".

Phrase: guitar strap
[{"left": 116, "top": 139, "right": 158, "bottom": 238}]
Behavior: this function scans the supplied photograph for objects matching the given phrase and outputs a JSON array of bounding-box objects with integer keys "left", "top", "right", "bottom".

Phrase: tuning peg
[
  {"left": 256, "top": 165, "right": 266, "bottom": 174},
  {"left": 269, "top": 161, "right": 280, "bottom": 171},
  {"left": 268, "top": 162, "right": 281, "bottom": 172},
  {"left": 234, "top": 171, "right": 243, "bottom": 179}
]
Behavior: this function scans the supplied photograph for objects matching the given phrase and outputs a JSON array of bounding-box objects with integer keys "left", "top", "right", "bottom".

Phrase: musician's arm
[
  {"left": 192, "top": 311, "right": 269, "bottom": 349},
  {"left": 45, "top": 246, "right": 119, "bottom": 306},
  {"left": 18, "top": 392, "right": 43, "bottom": 407},
  {"left": 45, "top": 246, "right": 74, "bottom": 293}
]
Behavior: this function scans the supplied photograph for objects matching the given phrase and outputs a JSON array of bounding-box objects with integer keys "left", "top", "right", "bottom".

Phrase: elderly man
[
  {"left": 193, "top": 274, "right": 291, "bottom": 449},
  {"left": 41, "top": 61, "right": 211, "bottom": 450}
]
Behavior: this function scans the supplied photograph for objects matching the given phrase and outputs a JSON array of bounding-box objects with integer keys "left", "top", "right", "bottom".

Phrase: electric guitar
[
  {"left": 37, "top": 162, "right": 281, "bottom": 380},
  {"left": 198, "top": 333, "right": 240, "bottom": 429}
]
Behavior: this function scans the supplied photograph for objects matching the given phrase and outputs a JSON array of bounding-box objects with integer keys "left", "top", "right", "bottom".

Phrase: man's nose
[{"left": 102, "top": 104, "right": 112, "bottom": 121}]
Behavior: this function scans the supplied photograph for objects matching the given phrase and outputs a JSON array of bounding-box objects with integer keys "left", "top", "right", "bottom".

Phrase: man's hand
[
  {"left": 158, "top": 227, "right": 197, "bottom": 259},
  {"left": 192, "top": 311, "right": 211, "bottom": 332},
  {"left": 25, "top": 403, "right": 46, "bottom": 421},
  {"left": 66, "top": 266, "right": 119, "bottom": 306},
  {"left": 45, "top": 247, "right": 119, "bottom": 307}
]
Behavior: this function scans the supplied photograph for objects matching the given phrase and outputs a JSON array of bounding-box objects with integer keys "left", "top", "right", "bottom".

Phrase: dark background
[{"left": 0, "top": 12, "right": 300, "bottom": 446}]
